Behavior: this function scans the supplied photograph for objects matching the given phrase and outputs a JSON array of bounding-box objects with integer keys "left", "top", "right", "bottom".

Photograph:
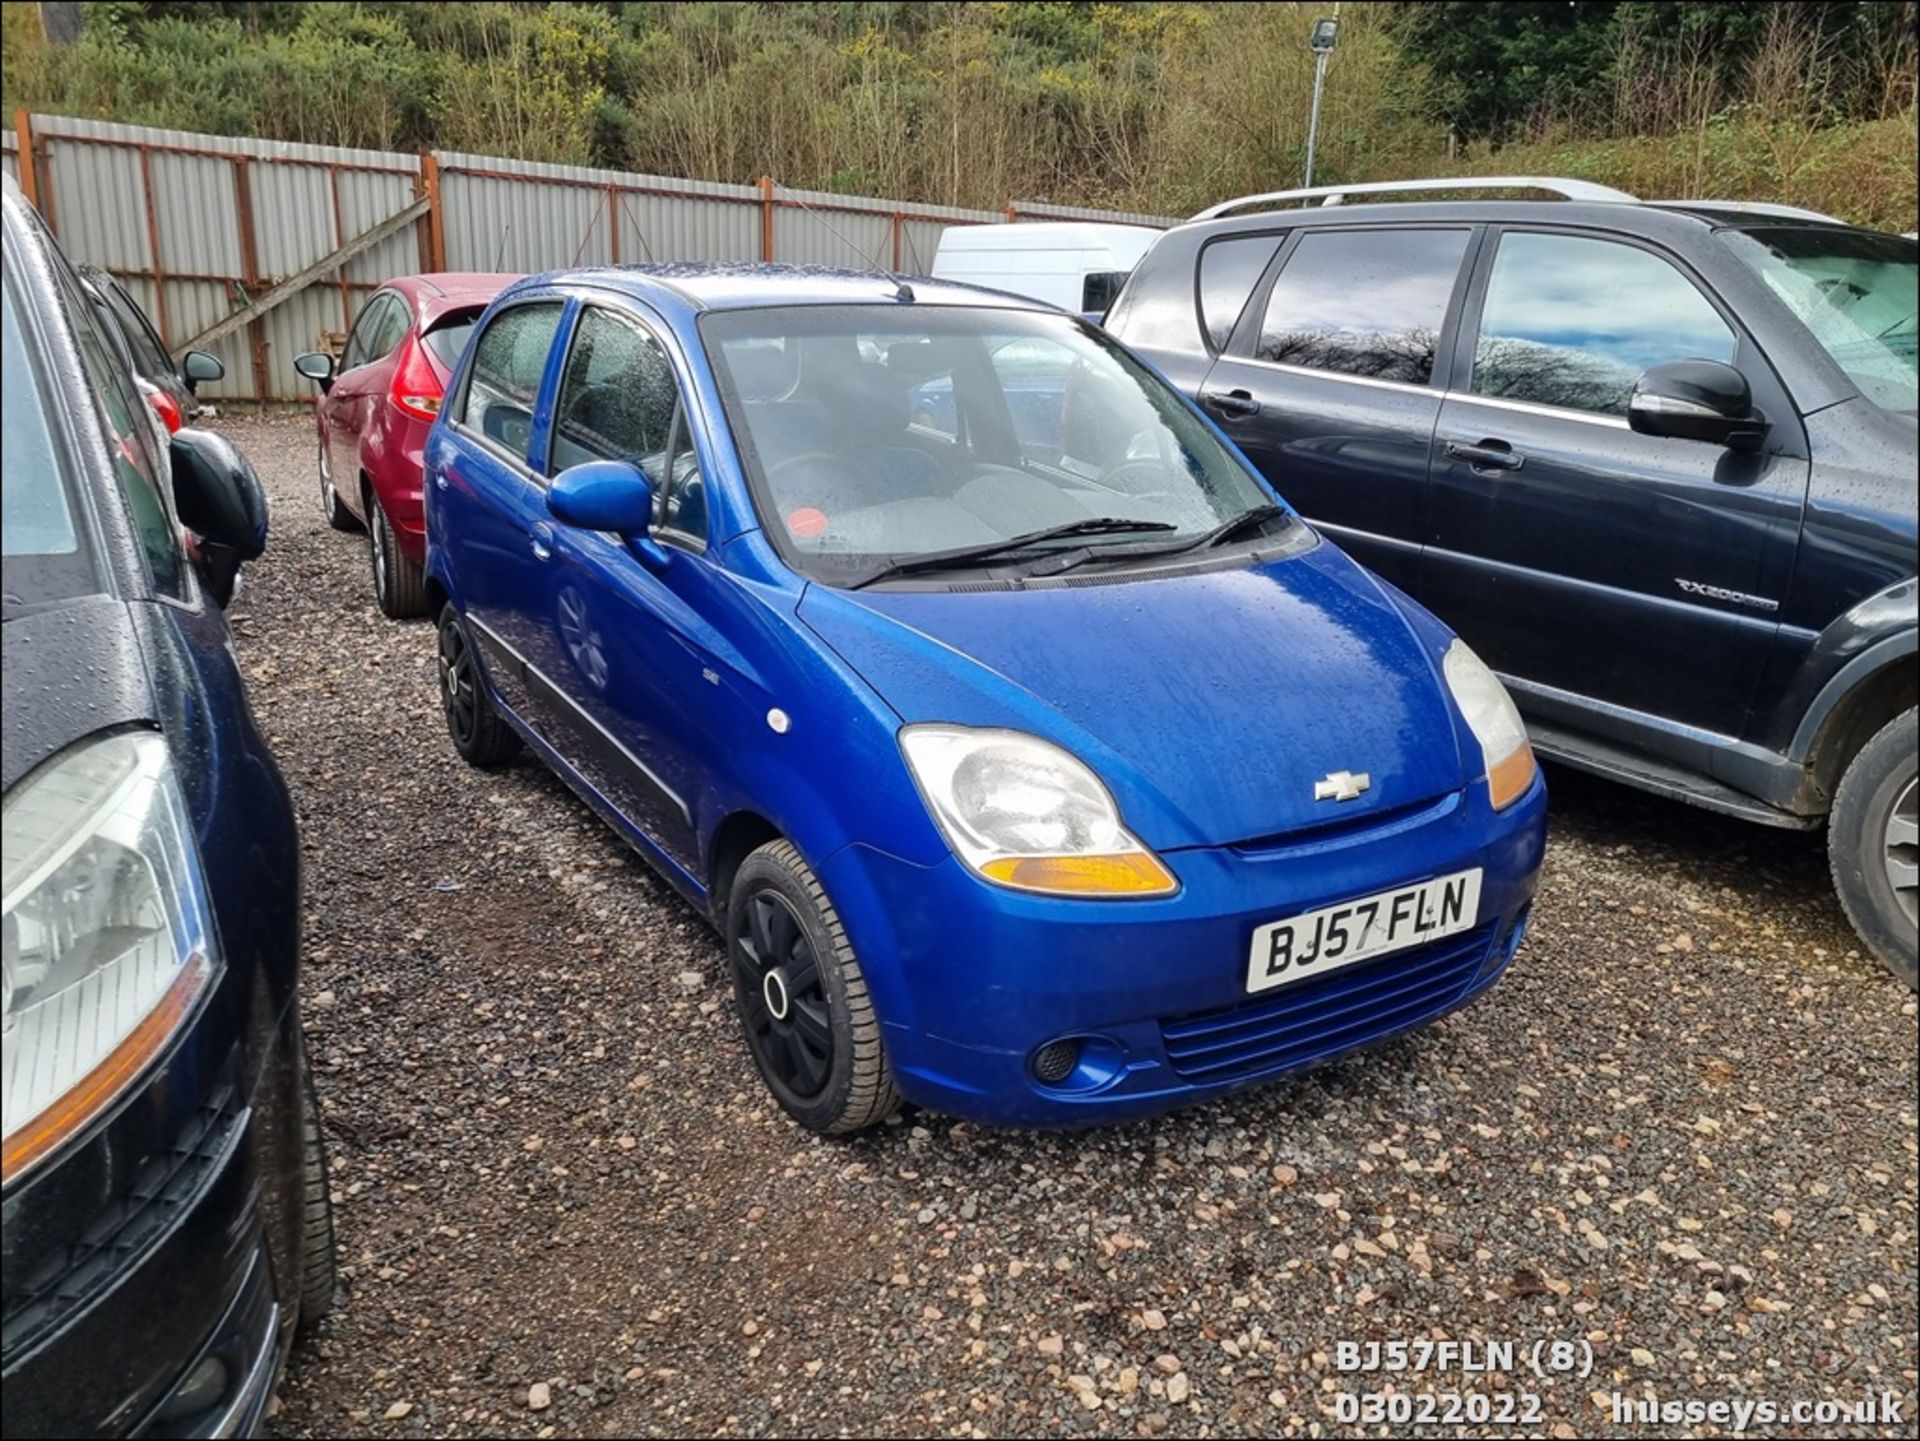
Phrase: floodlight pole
[
  {"left": 1304, "top": 11, "right": 1340, "bottom": 189},
  {"left": 1305, "top": 49, "right": 1329, "bottom": 188}
]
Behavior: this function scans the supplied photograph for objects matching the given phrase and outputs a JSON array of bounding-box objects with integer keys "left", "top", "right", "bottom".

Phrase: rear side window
[
  {"left": 1081, "top": 270, "right": 1128, "bottom": 316},
  {"left": 423, "top": 314, "right": 480, "bottom": 370},
  {"left": 1253, "top": 228, "right": 1470, "bottom": 384},
  {"left": 1198, "top": 235, "right": 1283, "bottom": 352},
  {"left": 1472, "top": 232, "right": 1735, "bottom": 416},
  {"left": 458, "top": 303, "right": 564, "bottom": 465}
]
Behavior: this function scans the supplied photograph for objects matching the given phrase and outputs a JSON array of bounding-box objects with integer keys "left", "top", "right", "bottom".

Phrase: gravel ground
[{"left": 212, "top": 413, "right": 1916, "bottom": 1440}]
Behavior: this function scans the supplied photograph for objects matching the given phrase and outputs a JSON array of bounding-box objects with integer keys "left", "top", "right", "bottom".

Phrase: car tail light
[
  {"left": 140, "top": 380, "right": 183, "bottom": 434},
  {"left": 390, "top": 336, "right": 444, "bottom": 422}
]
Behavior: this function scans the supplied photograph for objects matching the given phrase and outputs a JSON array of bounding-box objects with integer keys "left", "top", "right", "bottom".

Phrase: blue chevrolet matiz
[{"left": 422, "top": 264, "right": 1547, "bottom": 1132}]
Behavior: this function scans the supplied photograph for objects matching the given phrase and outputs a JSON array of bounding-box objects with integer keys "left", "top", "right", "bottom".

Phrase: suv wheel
[
  {"left": 1829, "top": 708, "right": 1918, "bottom": 988},
  {"left": 438, "top": 603, "right": 521, "bottom": 768},
  {"left": 318, "top": 439, "right": 360, "bottom": 533},
  {"left": 368, "top": 494, "right": 429, "bottom": 619},
  {"left": 296, "top": 1046, "right": 337, "bottom": 1330},
  {"left": 726, "top": 840, "right": 900, "bottom": 1134}
]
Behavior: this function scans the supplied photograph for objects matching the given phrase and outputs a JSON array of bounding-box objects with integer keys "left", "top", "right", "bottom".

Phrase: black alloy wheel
[
  {"left": 733, "top": 890, "right": 835, "bottom": 1104},
  {"left": 436, "top": 604, "right": 520, "bottom": 768},
  {"left": 438, "top": 616, "right": 478, "bottom": 749}
]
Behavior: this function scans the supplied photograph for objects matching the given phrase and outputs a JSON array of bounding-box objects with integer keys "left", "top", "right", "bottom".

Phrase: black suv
[{"left": 1106, "top": 179, "right": 1917, "bottom": 983}]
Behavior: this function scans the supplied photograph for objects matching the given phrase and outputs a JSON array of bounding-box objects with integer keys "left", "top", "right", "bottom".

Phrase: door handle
[
  {"left": 530, "top": 522, "right": 554, "bottom": 562},
  {"left": 1202, "top": 388, "right": 1261, "bottom": 418},
  {"left": 1445, "top": 439, "right": 1525, "bottom": 474}
]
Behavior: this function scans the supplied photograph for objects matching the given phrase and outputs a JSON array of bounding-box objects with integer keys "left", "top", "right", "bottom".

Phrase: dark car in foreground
[
  {"left": 2, "top": 174, "right": 333, "bottom": 1437},
  {"left": 1107, "top": 178, "right": 1918, "bottom": 983},
  {"left": 423, "top": 263, "right": 1546, "bottom": 1132},
  {"left": 292, "top": 271, "right": 518, "bottom": 618}
]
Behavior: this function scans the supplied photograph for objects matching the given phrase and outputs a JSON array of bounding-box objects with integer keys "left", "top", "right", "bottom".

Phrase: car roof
[
  {"left": 528, "top": 262, "right": 1063, "bottom": 315},
  {"left": 1168, "top": 197, "right": 1888, "bottom": 245},
  {"left": 386, "top": 272, "right": 521, "bottom": 319}
]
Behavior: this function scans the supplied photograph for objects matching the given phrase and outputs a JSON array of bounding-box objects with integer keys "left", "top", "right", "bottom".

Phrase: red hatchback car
[{"left": 294, "top": 273, "right": 517, "bottom": 616}]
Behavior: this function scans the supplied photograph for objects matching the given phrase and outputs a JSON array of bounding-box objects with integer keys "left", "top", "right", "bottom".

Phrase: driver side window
[{"left": 551, "top": 307, "right": 705, "bottom": 546}]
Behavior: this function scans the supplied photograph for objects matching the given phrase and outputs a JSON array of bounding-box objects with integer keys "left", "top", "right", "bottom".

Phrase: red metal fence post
[
  {"left": 136, "top": 144, "right": 172, "bottom": 347},
  {"left": 891, "top": 212, "right": 903, "bottom": 271},
  {"left": 327, "top": 165, "right": 352, "bottom": 330},
  {"left": 1004, "top": 203, "right": 1018, "bottom": 222},
  {"left": 230, "top": 157, "right": 273, "bottom": 401},
  {"left": 421, "top": 152, "right": 446, "bottom": 271},
  {"left": 12, "top": 110, "right": 38, "bottom": 210},
  {"left": 759, "top": 176, "right": 775, "bottom": 262}
]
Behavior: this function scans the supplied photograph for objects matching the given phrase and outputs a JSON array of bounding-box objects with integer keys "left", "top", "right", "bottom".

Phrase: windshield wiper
[
  {"left": 1056, "top": 503, "right": 1290, "bottom": 572},
  {"left": 847, "top": 517, "right": 1177, "bottom": 590},
  {"left": 847, "top": 517, "right": 1179, "bottom": 590}
]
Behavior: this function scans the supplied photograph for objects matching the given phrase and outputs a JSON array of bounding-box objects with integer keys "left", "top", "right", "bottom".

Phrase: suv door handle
[
  {"left": 1445, "top": 439, "right": 1525, "bottom": 474},
  {"left": 530, "top": 522, "right": 554, "bottom": 562},
  {"left": 1202, "top": 388, "right": 1261, "bottom": 418}
]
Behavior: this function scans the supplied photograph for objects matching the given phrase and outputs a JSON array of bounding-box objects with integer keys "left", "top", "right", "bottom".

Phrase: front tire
[
  {"left": 1829, "top": 708, "right": 1917, "bottom": 988},
  {"left": 319, "top": 438, "right": 360, "bottom": 533},
  {"left": 369, "top": 494, "right": 429, "bottom": 619},
  {"left": 296, "top": 1051, "right": 337, "bottom": 1331},
  {"left": 438, "top": 603, "right": 521, "bottom": 768},
  {"left": 726, "top": 840, "right": 900, "bottom": 1134}
]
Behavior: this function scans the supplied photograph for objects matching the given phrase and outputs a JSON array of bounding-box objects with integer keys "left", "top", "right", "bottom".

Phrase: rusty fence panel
[
  {"left": 20, "top": 114, "right": 423, "bottom": 402},
  {"left": 13, "top": 113, "right": 1171, "bottom": 401}
]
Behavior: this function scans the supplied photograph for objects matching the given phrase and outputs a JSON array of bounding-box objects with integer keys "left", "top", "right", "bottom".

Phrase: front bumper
[
  {"left": 820, "top": 774, "right": 1547, "bottom": 1127},
  {"left": 1, "top": 1077, "right": 284, "bottom": 1439}
]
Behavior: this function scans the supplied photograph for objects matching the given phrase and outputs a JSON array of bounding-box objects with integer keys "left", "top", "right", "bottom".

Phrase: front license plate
[{"left": 1245, "top": 868, "right": 1483, "bottom": 995}]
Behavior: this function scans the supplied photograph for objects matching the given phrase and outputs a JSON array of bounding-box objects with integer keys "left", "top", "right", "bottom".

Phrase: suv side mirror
[
  {"left": 293, "top": 351, "right": 335, "bottom": 390},
  {"left": 180, "top": 349, "right": 224, "bottom": 394},
  {"left": 171, "top": 427, "right": 268, "bottom": 606},
  {"left": 1628, "top": 360, "right": 1768, "bottom": 452},
  {"left": 548, "top": 460, "right": 668, "bottom": 568}
]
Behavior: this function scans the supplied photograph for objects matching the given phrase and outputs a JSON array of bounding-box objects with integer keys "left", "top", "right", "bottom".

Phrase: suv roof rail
[
  {"left": 1645, "top": 199, "right": 1845, "bottom": 224},
  {"left": 1189, "top": 175, "right": 1637, "bottom": 221}
]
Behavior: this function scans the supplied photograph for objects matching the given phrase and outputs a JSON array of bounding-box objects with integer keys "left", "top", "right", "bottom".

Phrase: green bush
[{"left": 2, "top": 1, "right": 1912, "bottom": 229}]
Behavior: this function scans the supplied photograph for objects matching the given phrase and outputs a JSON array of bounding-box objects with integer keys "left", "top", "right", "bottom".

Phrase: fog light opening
[
  {"left": 152, "top": 1353, "right": 230, "bottom": 1426},
  {"left": 1030, "top": 1039, "right": 1081, "bottom": 1086}
]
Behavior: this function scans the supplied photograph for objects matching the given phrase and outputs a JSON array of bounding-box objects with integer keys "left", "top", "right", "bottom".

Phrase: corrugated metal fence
[{"left": 8, "top": 112, "right": 1175, "bottom": 402}]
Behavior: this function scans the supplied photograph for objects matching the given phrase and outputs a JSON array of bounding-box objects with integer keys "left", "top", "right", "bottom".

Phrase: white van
[{"left": 930, "top": 222, "right": 1162, "bottom": 320}]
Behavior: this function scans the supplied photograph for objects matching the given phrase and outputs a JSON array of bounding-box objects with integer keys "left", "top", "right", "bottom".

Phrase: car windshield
[
  {"left": 1721, "top": 227, "right": 1918, "bottom": 412},
  {"left": 702, "top": 304, "right": 1275, "bottom": 585},
  {"left": 2, "top": 272, "right": 101, "bottom": 611}
]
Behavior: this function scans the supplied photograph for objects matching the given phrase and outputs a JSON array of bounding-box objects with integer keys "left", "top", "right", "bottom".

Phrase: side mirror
[
  {"left": 293, "top": 351, "right": 335, "bottom": 390},
  {"left": 548, "top": 460, "right": 668, "bottom": 568},
  {"left": 171, "top": 428, "right": 268, "bottom": 606},
  {"left": 1628, "top": 360, "right": 1767, "bottom": 452},
  {"left": 180, "top": 349, "right": 224, "bottom": 394}
]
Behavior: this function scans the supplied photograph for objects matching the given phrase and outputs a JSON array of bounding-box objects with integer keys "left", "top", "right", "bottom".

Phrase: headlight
[
  {"left": 1442, "top": 640, "right": 1536, "bottom": 810},
  {"left": 898, "top": 726, "right": 1177, "bottom": 897},
  {"left": 3, "top": 732, "right": 215, "bottom": 1184}
]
